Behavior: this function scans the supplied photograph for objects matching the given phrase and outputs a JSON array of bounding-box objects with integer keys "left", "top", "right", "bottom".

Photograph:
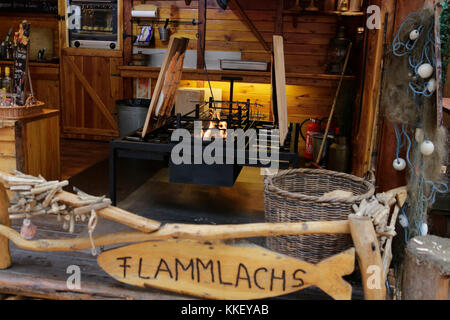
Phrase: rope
[
  {"left": 423, "top": 180, "right": 449, "bottom": 204},
  {"left": 88, "top": 209, "right": 98, "bottom": 256},
  {"left": 392, "top": 12, "right": 422, "bottom": 56}
]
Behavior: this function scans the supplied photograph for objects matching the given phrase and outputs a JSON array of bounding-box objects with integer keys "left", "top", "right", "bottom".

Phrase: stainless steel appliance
[{"left": 68, "top": 0, "right": 118, "bottom": 50}]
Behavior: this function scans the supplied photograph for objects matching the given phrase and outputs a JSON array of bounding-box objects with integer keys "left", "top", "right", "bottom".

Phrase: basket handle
[{"left": 363, "top": 170, "right": 376, "bottom": 185}]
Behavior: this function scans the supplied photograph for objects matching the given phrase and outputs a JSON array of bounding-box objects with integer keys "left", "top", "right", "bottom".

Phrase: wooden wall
[{"left": 131, "top": 0, "right": 365, "bottom": 150}]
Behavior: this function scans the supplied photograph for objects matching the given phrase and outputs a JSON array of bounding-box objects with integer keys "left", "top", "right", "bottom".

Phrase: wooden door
[
  {"left": 58, "top": 0, "right": 123, "bottom": 140},
  {"left": 60, "top": 52, "right": 122, "bottom": 139}
]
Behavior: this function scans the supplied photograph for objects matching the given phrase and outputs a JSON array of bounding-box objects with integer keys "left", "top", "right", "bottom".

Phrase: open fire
[{"left": 202, "top": 120, "right": 228, "bottom": 140}]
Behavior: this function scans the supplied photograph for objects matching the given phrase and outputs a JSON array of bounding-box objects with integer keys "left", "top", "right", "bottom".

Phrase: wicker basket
[
  {"left": 0, "top": 101, "right": 44, "bottom": 119},
  {"left": 264, "top": 168, "right": 375, "bottom": 263}
]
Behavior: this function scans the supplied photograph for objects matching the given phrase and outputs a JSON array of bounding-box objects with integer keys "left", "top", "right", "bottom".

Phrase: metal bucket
[
  {"left": 116, "top": 99, "right": 150, "bottom": 137},
  {"left": 158, "top": 27, "right": 169, "bottom": 41}
]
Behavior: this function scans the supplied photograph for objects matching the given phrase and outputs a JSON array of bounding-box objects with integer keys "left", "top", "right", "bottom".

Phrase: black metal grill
[{"left": 109, "top": 100, "right": 300, "bottom": 205}]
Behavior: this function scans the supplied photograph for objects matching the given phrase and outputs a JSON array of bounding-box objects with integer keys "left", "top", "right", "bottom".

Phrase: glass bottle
[
  {"left": 0, "top": 67, "right": 3, "bottom": 89},
  {"left": 3, "top": 67, "right": 12, "bottom": 94}
]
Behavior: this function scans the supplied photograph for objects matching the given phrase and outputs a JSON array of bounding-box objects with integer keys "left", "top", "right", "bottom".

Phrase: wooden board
[
  {"left": 272, "top": 35, "right": 288, "bottom": 145},
  {"left": 141, "top": 37, "right": 178, "bottom": 137},
  {"left": 175, "top": 89, "right": 205, "bottom": 116},
  {"left": 98, "top": 239, "right": 355, "bottom": 300},
  {"left": 141, "top": 37, "right": 189, "bottom": 136}
]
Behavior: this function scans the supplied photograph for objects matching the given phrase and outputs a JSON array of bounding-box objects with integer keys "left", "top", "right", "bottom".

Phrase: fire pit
[{"left": 109, "top": 99, "right": 300, "bottom": 205}]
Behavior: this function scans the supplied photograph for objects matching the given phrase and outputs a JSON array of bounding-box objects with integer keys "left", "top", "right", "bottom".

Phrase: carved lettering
[
  {"left": 196, "top": 258, "right": 214, "bottom": 283},
  {"left": 117, "top": 256, "right": 132, "bottom": 278},
  {"left": 154, "top": 258, "right": 173, "bottom": 279},
  {"left": 235, "top": 263, "right": 252, "bottom": 289},
  {"left": 175, "top": 258, "right": 194, "bottom": 281}
]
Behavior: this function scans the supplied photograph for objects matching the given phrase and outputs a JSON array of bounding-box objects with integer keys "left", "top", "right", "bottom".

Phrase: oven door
[{"left": 68, "top": 0, "right": 118, "bottom": 49}]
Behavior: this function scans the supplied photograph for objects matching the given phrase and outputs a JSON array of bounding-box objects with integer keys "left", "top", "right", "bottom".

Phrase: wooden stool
[{"left": 402, "top": 235, "right": 450, "bottom": 300}]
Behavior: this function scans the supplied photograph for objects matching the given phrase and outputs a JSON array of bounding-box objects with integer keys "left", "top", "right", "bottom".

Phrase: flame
[
  {"left": 202, "top": 121, "right": 227, "bottom": 140},
  {"left": 219, "top": 121, "right": 227, "bottom": 139}
]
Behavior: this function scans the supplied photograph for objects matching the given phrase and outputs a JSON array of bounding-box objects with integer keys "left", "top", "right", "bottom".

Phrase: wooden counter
[{"left": 0, "top": 109, "right": 60, "bottom": 180}]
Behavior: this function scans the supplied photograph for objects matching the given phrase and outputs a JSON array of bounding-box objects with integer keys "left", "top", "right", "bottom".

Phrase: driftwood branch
[{"left": 0, "top": 220, "right": 350, "bottom": 252}]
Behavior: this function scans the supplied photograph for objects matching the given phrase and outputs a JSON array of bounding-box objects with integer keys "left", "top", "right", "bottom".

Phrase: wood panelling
[
  {"left": 178, "top": 80, "right": 334, "bottom": 150},
  {"left": 132, "top": 1, "right": 343, "bottom": 74},
  {"left": 131, "top": 1, "right": 364, "bottom": 156}
]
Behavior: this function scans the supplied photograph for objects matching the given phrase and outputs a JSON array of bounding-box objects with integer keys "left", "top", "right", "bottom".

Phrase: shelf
[
  {"left": 0, "top": 60, "right": 59, "bottom": 68},
  {"left": 282, "top": 10, "right": 364, "bottom": 16},
  {"left": 118, "top": 66, "right": 356, "bottom": 87}
]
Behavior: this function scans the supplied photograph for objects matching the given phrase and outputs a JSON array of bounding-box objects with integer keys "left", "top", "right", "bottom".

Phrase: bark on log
[
  {"left": 349, "top": 215, "right": 386, "bottom": 300},
  {"left": 402, "top": 235, "right": 450, "bottom": 300}
]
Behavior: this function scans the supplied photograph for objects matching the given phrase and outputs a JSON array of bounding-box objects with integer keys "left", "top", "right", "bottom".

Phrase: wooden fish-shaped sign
[{"left": 98, "top": 240, "right": 355, "bottom": 300}]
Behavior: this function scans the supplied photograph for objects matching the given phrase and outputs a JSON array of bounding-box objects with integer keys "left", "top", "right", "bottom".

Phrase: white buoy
[
  {"left": 415, "top": 128, "right": 424, "bottom": 143},
  {"left": 427, "top": 78, "right": 436, "bottom": 93},
  {"left": 409, "top": 29, "right": 420, "bottom": 40},
  {"left": 417, "top": 63, "right": 434, "bottom": 79},
  {"left": 399, "top": 215, "right": 409, "bottom": 228},
  {"left": 420, "top": 140, "right": 435, "bottom": 156},
  {"left": 393, "top": 158, "right": 406, "bottom": 171},
  {"left": 420, "top": 222, "right": 428, "bottom": 236}
]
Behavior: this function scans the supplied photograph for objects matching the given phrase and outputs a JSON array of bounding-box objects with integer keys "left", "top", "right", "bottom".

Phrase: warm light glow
[{"left": 202, "top": 120, "right": 227, "bottom": 140}]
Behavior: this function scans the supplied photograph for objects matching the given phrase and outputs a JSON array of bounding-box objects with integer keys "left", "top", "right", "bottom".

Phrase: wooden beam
[
  {"left": 230, "top": 0, "right": 271, "bottom": 53},
  {"left": 274, "top": 0, "right": 284, "bottom": 35},
  {"left": 0, "top": 182, "right": 11, "bottom": 269},
  {"left": 122, "top": 0, "right": 133, "bottom": 98},
  {"left": 197, "top": 0, "right": 207, "bottom": 69},
  {"left": 349, "top": 215, "right": 386, "bottom": 300},
  {"left": 0, "top": 220, "right": 351, "bottom": 253},
  {"left": 63, "top": 56, "right": 118, "bottom": 131},
  {"left": 375, "top": 0, "right": 428, "bottom": 191},
  {"left": 273, "top": 35, "right": 289, "bottom": 145},
  {"left": 352, "top": 0, "right": 395, "bottom": 178},
  {"left": 434, "top": 1, "right": 444, "bottom": 127}
]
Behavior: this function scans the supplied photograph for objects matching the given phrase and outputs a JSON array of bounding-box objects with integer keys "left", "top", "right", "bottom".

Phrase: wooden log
[
  {"left": 349, "top": 215, "right": 386, "bottom": 300},
  {"left": 57, "top": 191, "right": 161, "bottom": 233},
  {"left": 0, "top": 220, "right": 350, "bottom": 252},
  {"left": 72, "top": 200, "right": 111, "bottom": 215},
  {"left": 30, "top": 181, "right": 68, "bottom": 195},
  {"left": 382, "top": 204, "right": 400, "bottom": 280},
  {"left": 402, "top": 235, "right": 450, "bottom": 300},
  {"left": 0, "top": 172, "right": 161, "bottom": 233},
  {"left": 0, "top": 182, "right": 11, "bottom": 269}
]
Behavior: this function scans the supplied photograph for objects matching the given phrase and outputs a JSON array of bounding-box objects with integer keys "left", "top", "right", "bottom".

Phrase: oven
[{"left": 67, "top": 0, "right": 118, "bottom": 50}]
